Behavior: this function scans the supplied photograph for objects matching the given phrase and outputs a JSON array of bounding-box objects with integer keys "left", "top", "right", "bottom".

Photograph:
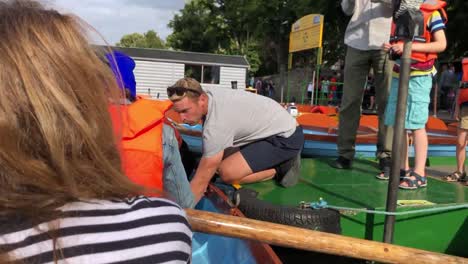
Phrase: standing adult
[
  {"left": 255, "top": 78, "right": 263, "bottom": 95},
  {"left": 438, "top": 64, "right": 458, "bottom": 110},
  {"left": 331, "top": 0, "right": 394, "bottom": 178}
]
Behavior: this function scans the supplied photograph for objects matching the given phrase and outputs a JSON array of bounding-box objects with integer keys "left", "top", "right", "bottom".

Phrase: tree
[
  {"left": 116, "top": 30, "right": 166, "bottom": 49},
  {"left": 166, "top": 0, "right": 348, "bottom": 75},
  {"left": 167, "top": 0, "right": 226, "bottom": 52},
  {"left": 443, "top": 0, "right": 468, "bottom": 60}
]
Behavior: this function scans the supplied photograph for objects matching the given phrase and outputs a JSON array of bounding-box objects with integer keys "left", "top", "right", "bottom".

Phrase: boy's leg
[
  {"left": 456, "top": 128, "right": 468, "bottom": 173},
  {"left": 399, "top": 129, "right": 428, "bottom": 188},
  {"left": 402, "top": 132, "right": 410, "bottom": 171},
  {"left": 162, "top": 125, "right": 195, "bottom": 208},
  {"left": 457, "top": 106, "right": 468, "bottom": 173},
  {"left": 412, "top": 128, "right": 428, "bottom": 176}
]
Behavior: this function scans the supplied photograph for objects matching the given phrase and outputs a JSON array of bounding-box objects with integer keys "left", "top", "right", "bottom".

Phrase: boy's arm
[
  {"left": 388, "top": 30, "right": 447, "bottom": 55},
  {"left": 411, "top": 29, "right": 447, "bottom": 54}
]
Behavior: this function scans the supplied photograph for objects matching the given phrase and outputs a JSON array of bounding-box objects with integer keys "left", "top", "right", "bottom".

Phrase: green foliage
[
  {"left": 116, "top": 30, "right": 165, "bottom": 49},
  {"left": 443, "top": 0, "right": 468, "bottom": 60},
  {"left": 166, "top": 0, "right": 466, "bottom": 74},
  {"left": 167, "top": 0, "right": 227, "bottom": 52}
]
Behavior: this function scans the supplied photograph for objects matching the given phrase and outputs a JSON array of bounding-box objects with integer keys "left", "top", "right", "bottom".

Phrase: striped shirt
[{"left": 0, "top": 197, "right": 192, "bottom": 264}]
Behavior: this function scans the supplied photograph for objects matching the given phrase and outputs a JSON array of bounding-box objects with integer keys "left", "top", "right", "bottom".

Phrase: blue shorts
[
  {"left": 384, "top": 75, "right": 432, "bottom": 130},
  {"left": 240, "top": 126, "right": 304, "bottom": 173}
]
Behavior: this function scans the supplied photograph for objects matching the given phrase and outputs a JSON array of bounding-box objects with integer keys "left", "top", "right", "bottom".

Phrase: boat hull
[{"left": 193, "top": 185, "right": 281, "bottom": 264}]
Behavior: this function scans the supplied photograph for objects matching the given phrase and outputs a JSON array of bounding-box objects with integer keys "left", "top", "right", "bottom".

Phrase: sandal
[
  {"left": 399, "top": 171, "right": 427, "bottom": 190},
  {"left": 442, "top": 171, "right": 466, "bottom": 182},
  {"left": 376, "top": 169, "right": 411, "bottom": 181}
]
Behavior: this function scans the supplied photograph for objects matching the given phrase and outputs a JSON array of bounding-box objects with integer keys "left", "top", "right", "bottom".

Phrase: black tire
[{"left": 235, "top": 188, "right": 341, "bottom": 234}]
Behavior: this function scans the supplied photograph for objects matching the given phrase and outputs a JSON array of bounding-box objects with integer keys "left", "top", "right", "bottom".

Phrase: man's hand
[
  {"left": 382, "top": 43, "right": 392, "bottom": 52},
  {"left": 190, "top": 151, "right": 224, "bottom": 203},
  {"left": 390, "top": 43, "right": 404, "bottom": 55}
]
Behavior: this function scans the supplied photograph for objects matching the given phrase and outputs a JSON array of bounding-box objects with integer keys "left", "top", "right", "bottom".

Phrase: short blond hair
[{"left": 168, "top": 77, "right": 205, "bottom": 101}]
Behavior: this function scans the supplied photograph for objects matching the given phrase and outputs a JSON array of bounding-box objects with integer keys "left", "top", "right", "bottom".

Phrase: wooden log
[{"left": 186, "top": 209, "right": 468, "bottom": 264}]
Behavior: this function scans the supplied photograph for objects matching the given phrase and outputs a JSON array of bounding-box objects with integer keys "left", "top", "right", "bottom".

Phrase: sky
[{"left": 48, "top": 0, "right": 186, "bottom": 45}]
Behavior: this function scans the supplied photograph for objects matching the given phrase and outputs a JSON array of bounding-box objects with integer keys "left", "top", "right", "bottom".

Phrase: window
[
  {"left": 184, "top": 64, "right": 202, "bottom": 82},
  {"left": 184, "top": 64, "right": 220, "bottom": 84},
  {"left": 203, "top": 66, "right": 220, "bottom": 84}
]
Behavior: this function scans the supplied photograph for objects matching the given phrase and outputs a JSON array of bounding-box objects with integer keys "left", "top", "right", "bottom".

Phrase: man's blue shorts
[{"left": 239, "top": 126, "right": 304, "bottom": 173}]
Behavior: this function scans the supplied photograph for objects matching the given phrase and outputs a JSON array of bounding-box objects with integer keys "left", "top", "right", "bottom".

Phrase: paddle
[{"left": 186, "top": 208, "right": 468, "bottom": 264}]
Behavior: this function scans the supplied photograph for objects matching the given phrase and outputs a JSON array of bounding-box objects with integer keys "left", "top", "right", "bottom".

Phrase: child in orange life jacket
[
  {"left": 380, "top": 0, "right": 447, "bottom": 189},
  {"left": 443, "top": 58, "right": 468, "bottom": 185},
  {"left": 107, "top": 51, "right": 195, "bottom": 207}
]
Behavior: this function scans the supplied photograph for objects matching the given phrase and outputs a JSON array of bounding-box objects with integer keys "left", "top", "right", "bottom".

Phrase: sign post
[{"left": 288, "top": 14, "right": 324, "bottom": 105}]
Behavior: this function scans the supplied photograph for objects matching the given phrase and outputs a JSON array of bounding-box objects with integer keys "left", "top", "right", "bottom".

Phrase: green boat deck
[{"left": 243, "top": 157, "right": 468, "bottom": 257}]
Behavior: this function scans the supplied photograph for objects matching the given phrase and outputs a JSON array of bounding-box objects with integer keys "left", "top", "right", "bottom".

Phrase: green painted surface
[{"left": 243, "top": 157, "right": 468, "bottom": 257}]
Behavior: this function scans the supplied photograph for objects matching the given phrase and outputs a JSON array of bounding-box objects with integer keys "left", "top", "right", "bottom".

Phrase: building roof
[{"left": 110, "top": 46, "right": 250, "bottom": 68}]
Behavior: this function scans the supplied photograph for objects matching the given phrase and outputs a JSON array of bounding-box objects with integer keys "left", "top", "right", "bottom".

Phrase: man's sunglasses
[{"left": 167, "top": 86, "right": 201, "bottom": 98}]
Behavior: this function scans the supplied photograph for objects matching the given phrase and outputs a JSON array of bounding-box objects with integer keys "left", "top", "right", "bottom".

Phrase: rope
[
  {"left": 306, "top": 198, "right": 468, "bottom": 216},
  {"left": 327, "top": 203, "right": 468, "bottom": 216}
]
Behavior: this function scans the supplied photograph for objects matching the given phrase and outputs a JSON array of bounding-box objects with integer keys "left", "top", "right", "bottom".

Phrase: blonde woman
[{"left": 0, "top": 1, "right": 191, "bottom": 263}]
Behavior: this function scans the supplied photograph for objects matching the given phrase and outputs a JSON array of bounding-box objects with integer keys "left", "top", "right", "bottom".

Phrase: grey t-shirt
[{"left": 202, "top": 88, "right": 297, "bottom": 157}]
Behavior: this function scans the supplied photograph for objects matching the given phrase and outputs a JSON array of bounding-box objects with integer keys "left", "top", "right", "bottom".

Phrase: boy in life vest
[
  {"left": 444, "top": 58, "right": 468, "bottom": 185},
  {"left": 380, "top": 0, "right": 447, "bottom": 189},
  {"left": 107, "top": 51, "right": 195, "bottom": 207}
]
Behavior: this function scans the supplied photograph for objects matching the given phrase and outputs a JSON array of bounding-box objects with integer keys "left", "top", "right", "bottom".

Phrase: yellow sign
[{"left": 289, "top": 14, "right": 324, "bottom": 53}]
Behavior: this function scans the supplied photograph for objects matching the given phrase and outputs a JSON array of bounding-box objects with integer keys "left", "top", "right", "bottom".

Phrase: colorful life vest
[
  {"left": 110, "top": 99, "right": 173, "bottom": 190},
  {"left": 457, "top": 58, "right": 468, "bottom": 105},
  {"left": 390, "top": 0, "right": 448, "bottom": 66}
]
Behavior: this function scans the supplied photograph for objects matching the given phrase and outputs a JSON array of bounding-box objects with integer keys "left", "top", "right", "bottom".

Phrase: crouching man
[{"left": 168, "top": 78, "right": 304, "bottom": 203}]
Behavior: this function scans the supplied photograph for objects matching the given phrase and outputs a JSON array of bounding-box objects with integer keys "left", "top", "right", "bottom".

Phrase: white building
[{"left": 113, "top": 46, "right": 250, "bottom": 99}]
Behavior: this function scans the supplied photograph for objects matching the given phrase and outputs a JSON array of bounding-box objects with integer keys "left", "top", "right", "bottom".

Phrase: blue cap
[{"left": 105, "top": 51, "right": 136, "bottom": 97}]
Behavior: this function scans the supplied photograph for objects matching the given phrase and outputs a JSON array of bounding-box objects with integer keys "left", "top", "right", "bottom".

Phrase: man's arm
[
  {"left": 190, "top": 151, "right": 224, "bottom": 203},
  {"left": 371, "top": 0, "right": 393, "bottom": 5},
  {"left": 341, "top": 0, "right": 355, "bottom": 16}
]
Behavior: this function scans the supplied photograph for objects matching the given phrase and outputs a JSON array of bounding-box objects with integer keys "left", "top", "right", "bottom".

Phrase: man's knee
[{"left": 218, "top": 164, "right": 245, "bottom": 184}]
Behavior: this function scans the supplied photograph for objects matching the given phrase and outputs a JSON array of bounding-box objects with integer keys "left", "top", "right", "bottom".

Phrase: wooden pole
[
  {"left": 186, "top": 209, "right": 468, "bottom": 264},
  {"left": 384, "top": 40, "right": 413, "bottom": 244}
]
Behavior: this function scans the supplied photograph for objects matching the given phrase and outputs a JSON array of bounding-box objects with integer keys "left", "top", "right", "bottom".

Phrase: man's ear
[{"left": 199, "top": 93, "right": 208, "bottom": 103}]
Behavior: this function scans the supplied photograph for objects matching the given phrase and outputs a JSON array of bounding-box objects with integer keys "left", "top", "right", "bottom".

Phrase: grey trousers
[{"left": 337, "top": 46, "right": 394, "bottom": 160}]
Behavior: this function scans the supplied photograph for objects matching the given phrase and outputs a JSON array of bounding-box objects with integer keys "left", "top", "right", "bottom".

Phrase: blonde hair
[
  {"left": 0, "top": 0, "right": 142, "bottom": 219},
  {"left": 169, "top": 77, "right": 205, "bottom": 102}
]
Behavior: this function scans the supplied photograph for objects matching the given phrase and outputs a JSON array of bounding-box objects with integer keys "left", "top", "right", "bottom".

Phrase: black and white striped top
[{"left": 0, "top": 196, "right": 192, "bottom": 263}]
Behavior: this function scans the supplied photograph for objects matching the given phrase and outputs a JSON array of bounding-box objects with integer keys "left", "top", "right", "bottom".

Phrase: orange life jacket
[
  {"left": 457, "top": 58, "right": 468, "bottom": 105},
  {"left": 110, "top": 98, "right": 173, "bottom": 190},
  {"left": 390, "top": 0, "right": 447, "bottom": 64},
  {"left": 136, "top": 95, "right": 183, "bottom": 147}
]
